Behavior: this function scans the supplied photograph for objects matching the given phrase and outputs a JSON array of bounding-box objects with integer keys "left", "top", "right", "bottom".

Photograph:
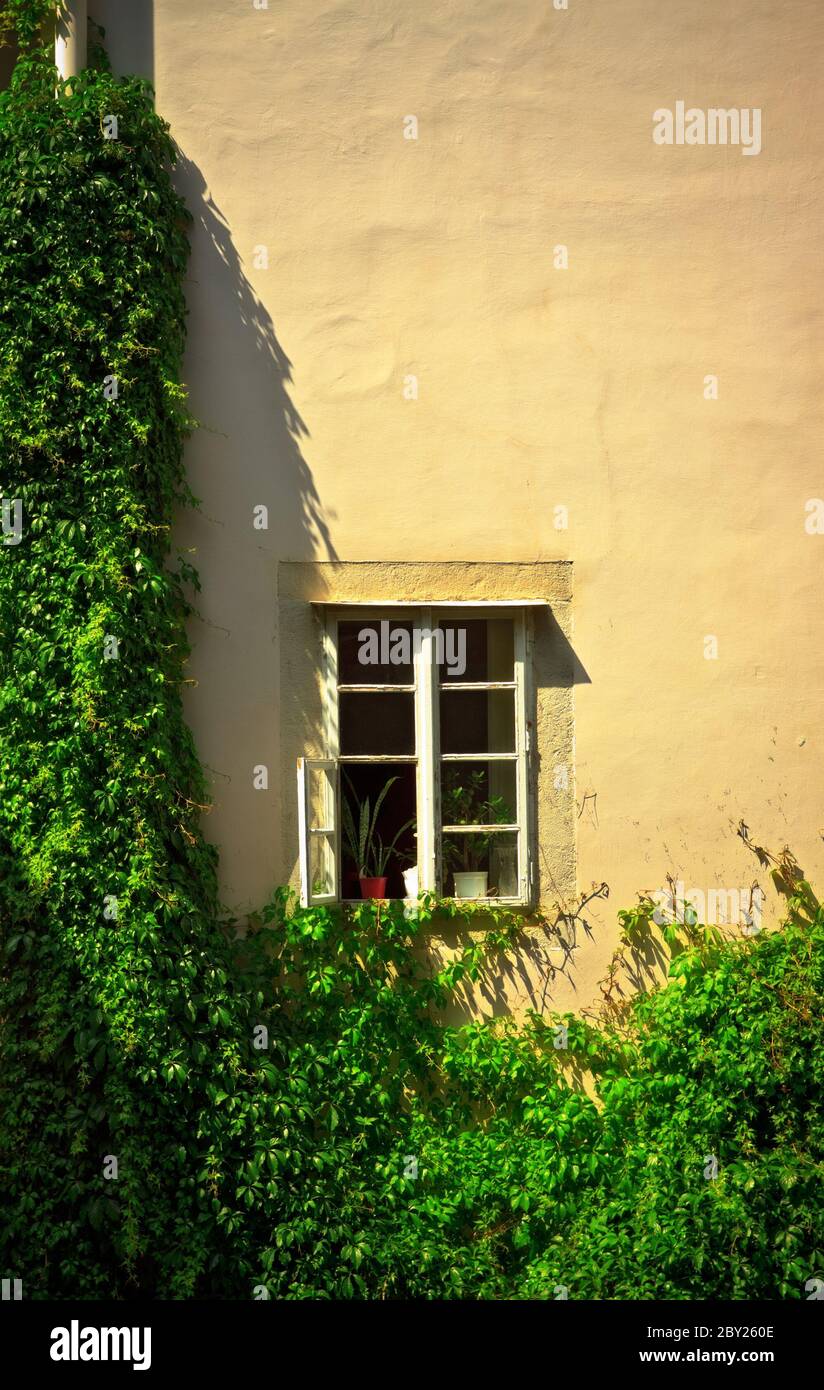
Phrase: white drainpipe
[{"left": 55, "top": 0, "right": 87, "bottom": 79}]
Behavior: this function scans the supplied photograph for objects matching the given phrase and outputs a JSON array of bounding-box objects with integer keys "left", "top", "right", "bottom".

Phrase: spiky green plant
[{"left": 341, "top": 773, "right": 414, "bottom": 877}]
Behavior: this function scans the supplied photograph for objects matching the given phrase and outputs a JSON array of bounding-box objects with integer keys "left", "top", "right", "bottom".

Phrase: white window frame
[
  {"left": 296, "top": 756, "right": 340, "bottom": 908},
  {"left": 297, "top": 604, "right": 535, "bottom": 907}
]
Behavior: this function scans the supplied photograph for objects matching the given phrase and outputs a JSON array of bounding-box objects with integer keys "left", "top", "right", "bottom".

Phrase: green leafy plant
[
  {"left": 0, "top": 4, "right": 227, "bottom": 1298},
  {"left": 442, "top": 770, "right": 513, "bottom": 873},
  {"left": 341, "top": 773, "right": 414, "bottom": 878}
]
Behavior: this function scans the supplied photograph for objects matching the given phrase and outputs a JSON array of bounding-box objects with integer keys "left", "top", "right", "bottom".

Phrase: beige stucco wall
[{"left": 94, "top": 1, "right": 824, "bottom": 1013}]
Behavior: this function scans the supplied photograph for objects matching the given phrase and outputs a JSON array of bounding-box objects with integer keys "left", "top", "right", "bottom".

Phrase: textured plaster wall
[{"left": 125, "top": 1, "right": 824, "bottom": 1013}]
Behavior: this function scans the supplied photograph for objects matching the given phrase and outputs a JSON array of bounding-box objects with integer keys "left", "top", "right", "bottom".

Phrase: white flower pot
[
  {"left": 402, "top": 866, "right": 419, "bottom": 899},
  {"left": 453, "top": 871, "right": 488, "bottom": 900}
]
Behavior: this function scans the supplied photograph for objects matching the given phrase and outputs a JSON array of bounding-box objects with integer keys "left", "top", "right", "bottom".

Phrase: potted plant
[
  {"left": 342, "top": 775, "right": 415, "bottom": 899},
  {"left": 442, "top": 772, "right": 513, "bottom": 899}
]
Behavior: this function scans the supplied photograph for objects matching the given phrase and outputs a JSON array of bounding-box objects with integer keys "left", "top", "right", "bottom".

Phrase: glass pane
[
  {"left": 440, "top": 688, "right": 515, "bottom": 754},
  {"left": 438, "top": 618, "right": 514, "bottom": 683},
  {"left": 308, "top": 763, "right": 335, "bottom": 830},
  {"left": 440, "top": 761, "right": 517, "bottom": 826},
  {"left": 442, "top": 831, "right": 519, "bottom": 899},
  {"left": 310, "top": 832, "right": 336, "bottom": 897},
  {"left": 340, "top": 691, "right": 415, "bottom": 756},
  {"left": 341, "top": 763, "right": 417, "bottom": 899},
  {"left": 338, "top": 620, "right": 415, "bottom": 685}
]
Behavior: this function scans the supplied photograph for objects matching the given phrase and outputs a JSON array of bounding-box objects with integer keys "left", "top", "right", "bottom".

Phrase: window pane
[
  {"left": 310, "top": 833, "right": 336, "bottom": 897},
  {"left": 438, "top": 618, "right": 514, "bottom": 683},
  {"left": 442, "top": 830, "right": 519, "bottom": 898},
  {"left": 341, "top": 762, "right": 417, "bottom": 899},
  {"left": 440, "top": 761, "right": 517, "bottom": 826},
  {"left": 340, "top": 691, "right": 415, "bottom": 755},
  {"left": 307, "top": 763, "right": 335, "bottom": 829},
  {"left": 338, "top": 620, "right": 415, "bottom": 684},
  {"left": 440, "top": 688, "right": 515, "bottom": 754}
]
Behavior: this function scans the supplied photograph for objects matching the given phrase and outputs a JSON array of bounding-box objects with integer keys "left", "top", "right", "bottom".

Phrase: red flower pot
[{"left": 359, "top": 876, "right": 388, "bottom": 900}]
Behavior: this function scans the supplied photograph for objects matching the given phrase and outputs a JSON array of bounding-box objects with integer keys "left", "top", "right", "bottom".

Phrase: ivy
[
  {"left": 0, "top": 4, "right": 226, "bottom": 1297},
  {"left": 0, "top": 6, "right": 821, "bottom": 1301}
]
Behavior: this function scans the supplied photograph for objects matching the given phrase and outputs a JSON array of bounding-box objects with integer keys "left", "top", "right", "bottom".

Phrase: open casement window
[
  {"left": 297, "top": 605, "right": 536, "bottom": 906},
  {"left": 296, "top": 758, "right": 340, "bottom": 907}
]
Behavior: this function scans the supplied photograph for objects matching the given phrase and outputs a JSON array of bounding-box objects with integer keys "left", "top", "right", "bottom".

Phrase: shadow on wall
[
  {"left": 3, "top": 4, "right": 152, "bottom": 86},
  {"left": 89, "top": 0, "right": 153, "bottom": 83},
  {"left": 176, "top": 155, "right": 336, "bottom": 561},
  {"left": 95, "top": 0, "right": 328, "bottom": 546},
  {"left": 427, "top": 926, "right": 576, "bottom": 1024},
  {"left": 169, "top": 154, "right": 337, "bottom": 911},
  {"left": 534, "top": 606, "right": 590, "bottom": 689},
  {"left": 88, "top": 1, "right": 336, "bottom": 559},
  {"left": 84, "top": 0, "right": 337, "bottom": 908},
  {"left": 429, "top": 879, "right": 606, "bottom": 1025},
  {"left": 1, "top": 6, "right": 151, "bottom": 86}
]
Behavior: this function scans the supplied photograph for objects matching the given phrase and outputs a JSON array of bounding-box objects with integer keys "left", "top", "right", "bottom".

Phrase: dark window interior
[
  {"left": 340, "top": 762, "right": 416, "bottom": 899},
  {"left": 338, "top": 620, "right": 414, "bottom": 685},
  {"left": 338, "top": 618, "right": 417, "bottom": 897},
  {"left": 340, "top": 691, "right": 415, "bottom": 756},
  {"left": 440, "top": 618, "right": 513, "bottom": 681},
  {"left": 440, "top": 687, "right": 515, "bottom": 754}
]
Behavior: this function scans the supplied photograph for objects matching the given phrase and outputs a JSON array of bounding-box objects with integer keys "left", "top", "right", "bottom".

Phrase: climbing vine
[{"left": 0, "top": 1, "right": 227, "bottom": 1295}]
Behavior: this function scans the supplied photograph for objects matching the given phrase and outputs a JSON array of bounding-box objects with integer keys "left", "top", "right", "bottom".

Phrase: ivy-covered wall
[
  {"left": 0, "top": 2, "right": 820, "bottom": 1303},
  {"left": 0, "top": 0, "right": 229, "bottom": 1294}
]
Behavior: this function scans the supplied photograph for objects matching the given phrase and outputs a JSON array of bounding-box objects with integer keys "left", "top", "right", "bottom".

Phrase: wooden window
[{"left": 298, "top": 605, "right": 535, "bottom": 907}]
